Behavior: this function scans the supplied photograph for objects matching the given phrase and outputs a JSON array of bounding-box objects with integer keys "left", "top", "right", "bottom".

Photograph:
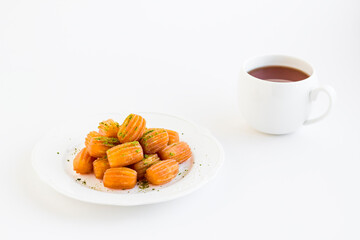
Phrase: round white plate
[{"left": 32, "top": 112, "right": 224, "bottom": 206}]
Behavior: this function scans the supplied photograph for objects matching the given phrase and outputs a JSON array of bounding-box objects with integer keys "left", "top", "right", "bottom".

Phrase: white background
[{"left": 1, "top": 0, "right": 359, "bottom": 239}]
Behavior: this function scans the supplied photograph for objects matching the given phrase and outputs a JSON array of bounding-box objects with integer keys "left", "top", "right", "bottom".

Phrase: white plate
[{"left": 32, "top": 112, "right": 224, "bottom": 206}]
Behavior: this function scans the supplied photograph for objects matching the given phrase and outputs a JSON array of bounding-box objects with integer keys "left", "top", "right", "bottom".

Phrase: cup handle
[{"left": 304, "top": 85, "right": 336, "bottom": 125}]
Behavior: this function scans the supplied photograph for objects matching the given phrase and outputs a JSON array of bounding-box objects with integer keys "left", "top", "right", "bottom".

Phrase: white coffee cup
[{"left": 238, "top": 54, "right": 336, "bottom": 134}]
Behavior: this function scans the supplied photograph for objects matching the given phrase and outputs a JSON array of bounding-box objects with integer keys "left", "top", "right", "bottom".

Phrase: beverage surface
[{"left": 248, "top": 66, "right": 310, "bottom": 82}]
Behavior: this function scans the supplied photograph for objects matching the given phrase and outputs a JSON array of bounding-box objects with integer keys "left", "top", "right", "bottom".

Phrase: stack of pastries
[{"left": 73, "top": 114, "right": 192, "bottom": 190}]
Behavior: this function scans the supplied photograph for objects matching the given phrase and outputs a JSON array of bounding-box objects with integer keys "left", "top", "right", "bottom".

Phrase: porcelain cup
[{"left": 238, "top": 54, "right": 336, "bottom": 134}]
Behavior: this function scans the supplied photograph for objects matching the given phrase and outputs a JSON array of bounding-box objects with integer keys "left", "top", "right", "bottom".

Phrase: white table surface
[{"left": 1, "top": 0, "right": 359, "bottom": 239}]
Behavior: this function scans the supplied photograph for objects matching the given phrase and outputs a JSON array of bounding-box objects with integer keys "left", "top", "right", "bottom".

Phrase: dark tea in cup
[{"left": 248, "top": 66, "right": 310, "bottom": 83}]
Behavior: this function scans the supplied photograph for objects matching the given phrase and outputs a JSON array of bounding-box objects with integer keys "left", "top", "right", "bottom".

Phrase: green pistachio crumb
[
  {"left": 94, "top": 137, "right": 119, "bottom": 147},
  {"left": 100, "top": 121, "right": 110, "bottom": 131},
  {"left": 138, "top": 180, "right": 149, "bottom": 189},
  {"left": 142, "top": 129, "right": 155, "bottom": 139}
]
